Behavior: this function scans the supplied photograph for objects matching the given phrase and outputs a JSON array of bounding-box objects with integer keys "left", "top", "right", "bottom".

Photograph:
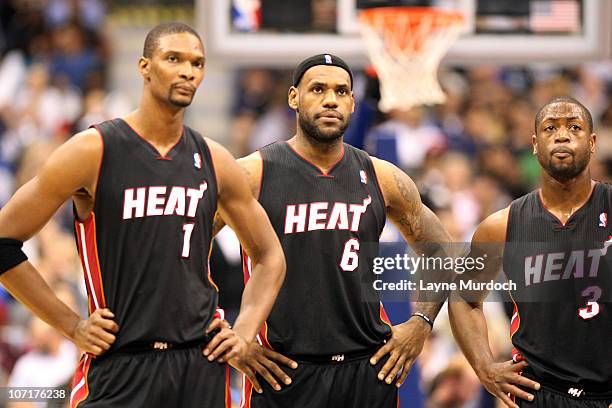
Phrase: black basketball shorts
[
  {"left": 516, "top": 370, "right": 612, "bottom": 408},
  {"left": 70, "top": 344, "right": 230, "bottom": 408},
  {"left": 242, "top": 349, "right": 398, "bottom": 408}
]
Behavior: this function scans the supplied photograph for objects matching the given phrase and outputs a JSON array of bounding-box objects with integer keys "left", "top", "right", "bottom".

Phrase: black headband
[{"left": 292, "top": 54, "right": 353, "bottom": 89}]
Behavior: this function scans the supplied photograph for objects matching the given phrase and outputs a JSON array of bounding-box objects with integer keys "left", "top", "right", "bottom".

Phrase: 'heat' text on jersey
[
  {"left": 284, "top": 196, "right": 371, "bottom": 234},
  {"left": 123, "top": 182, "right": 208, "bottom": 219},
  {"left": 524, "top": 245, "right": 608, "bottom": 286}
]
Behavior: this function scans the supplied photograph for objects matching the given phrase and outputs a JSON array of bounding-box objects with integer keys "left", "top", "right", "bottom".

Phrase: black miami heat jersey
[
  {"left": 246, "top": 141, "right": 391, "bottom": 357},
  {"left": 74, "top": 118, "right": 218, "bottom": 352},
  {"left": 503, "top": 182, "right": 612, "bottom": 387}
]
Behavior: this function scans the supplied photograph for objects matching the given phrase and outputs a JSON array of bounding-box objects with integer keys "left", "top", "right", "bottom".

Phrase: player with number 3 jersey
[{"left": 450, "top": 97, "right": 612, "bottom": 408}]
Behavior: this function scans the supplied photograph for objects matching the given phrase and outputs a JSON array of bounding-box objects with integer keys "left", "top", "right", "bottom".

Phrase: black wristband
[
  {"left": 0, "top": 238, "right": 28, "bottom": 274},
  {"left": 411, "top": 312, "right": 433, "bottom": 329}
]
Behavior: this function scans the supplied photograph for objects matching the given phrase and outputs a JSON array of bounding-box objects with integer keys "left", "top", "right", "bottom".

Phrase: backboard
[{"left": 199, "top": 0, "right": 612, "bottom": 66}]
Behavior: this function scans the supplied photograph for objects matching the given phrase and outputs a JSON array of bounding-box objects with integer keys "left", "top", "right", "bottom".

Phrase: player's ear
[
  {"left": 288, "top": 86, "right": 299, "bottom": 111},
  {"left": 139, "top": 57, "right": 151, "bottom": 80},
  {"left": 350, "top": 90, "right": 355, "bottom": 113},
  {"left": 532, "top": 134, "right": 538, "bottom": 155},
  {"left": 590, "top": 133, "right": 597, "bottom": 154}
]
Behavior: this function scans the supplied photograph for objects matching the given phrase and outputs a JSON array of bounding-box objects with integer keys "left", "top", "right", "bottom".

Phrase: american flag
[{"left": 530, "top": 0, "right": 581, "bottom": 33}]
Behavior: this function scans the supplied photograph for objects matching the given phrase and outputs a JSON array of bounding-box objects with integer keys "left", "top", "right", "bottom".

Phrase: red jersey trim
[
  {"left": 284, "top": 141, "right": 345, "bottom": 177},
  {"left": 75, "top": 214, "right": 107, "bottom": 313}
]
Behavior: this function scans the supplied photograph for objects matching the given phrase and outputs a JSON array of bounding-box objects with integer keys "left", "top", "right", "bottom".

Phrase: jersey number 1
[{"left": 182, "top": 223, "right": 195, "bottom": 258}]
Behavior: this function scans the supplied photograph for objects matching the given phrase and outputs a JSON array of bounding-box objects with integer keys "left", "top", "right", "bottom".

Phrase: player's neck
[
  {"left": 289, "top": 132, "right": 344, "bottom": 173},
  {"left": 125, "top": 93, "right": 185, "bottom": 153},
  {"left": 539, "top": 169, "right": 594, "bottom": 217}
]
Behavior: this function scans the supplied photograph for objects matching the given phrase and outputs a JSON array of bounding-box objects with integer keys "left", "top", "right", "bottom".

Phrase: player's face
[
  {"left": 290, "top": 66, "right": 354, "bottom": 143},
  {"left": 533, "top": 102, "right": 595, "bottom": 182},
  {"left": 142, "top": 32, "right": 205, "bottom": 108}
]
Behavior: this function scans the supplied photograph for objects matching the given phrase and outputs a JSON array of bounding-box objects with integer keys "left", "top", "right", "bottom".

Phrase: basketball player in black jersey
[
  {"left": 214, "top": 54, "right": 453, "bottom": 407},
  {"left": 449, "top": 97, "right": 611, "bottom": 408},
  {"left": 0, "top": 22, "right": 286, "bottom": 407}
]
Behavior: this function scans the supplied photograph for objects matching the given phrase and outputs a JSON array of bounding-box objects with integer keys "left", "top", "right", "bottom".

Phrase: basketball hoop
[{"left": 359, "top": 7, "right": 464, "bottom": 112}]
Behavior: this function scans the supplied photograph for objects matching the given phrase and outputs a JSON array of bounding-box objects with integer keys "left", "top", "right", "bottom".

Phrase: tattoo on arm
[
  {"left": 391, "top": 167, "right": 451, "bottom": 245},
  {"left": 389, "top": 166, "right": 455, "bottom": 323},
  {"left": 391, "top": 168, "right": 421, "bottom": 239}
]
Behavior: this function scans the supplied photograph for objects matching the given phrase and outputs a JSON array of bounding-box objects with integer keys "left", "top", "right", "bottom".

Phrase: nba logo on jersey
[
  {"left": 194, "top": 153, "right": 202, "bottom": 169},
  {"left": 324, "top": 54, "right": 332, "bottom": 64},
  {"left": 359, "top": 170, "right": 367, "bottom": 184},
  {"left": 598, "top": 212, "right": 607, "bottom": 227}
]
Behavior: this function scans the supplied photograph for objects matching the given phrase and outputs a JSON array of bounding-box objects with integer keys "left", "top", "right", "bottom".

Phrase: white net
[{"left": 359, "top": 8, "right": 464, "bottom": 112}]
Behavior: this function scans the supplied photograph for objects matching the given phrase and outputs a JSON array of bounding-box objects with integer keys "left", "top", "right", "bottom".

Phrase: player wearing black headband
[{"left": 214, "top": 54, "right": 453, "bottom": 408}]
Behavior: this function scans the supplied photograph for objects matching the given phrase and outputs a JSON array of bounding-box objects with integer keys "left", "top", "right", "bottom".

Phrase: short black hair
[
  {"left": 142, "top": 22, "right": 202, "bottom": 58},
  {"left": 534, "top": 96, "right": 593, "bottom": 134}
]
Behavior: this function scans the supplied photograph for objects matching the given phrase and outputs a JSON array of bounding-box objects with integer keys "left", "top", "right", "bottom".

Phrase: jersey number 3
[{"left": 578, "top": 286, "right": 601, "bottom": 320}]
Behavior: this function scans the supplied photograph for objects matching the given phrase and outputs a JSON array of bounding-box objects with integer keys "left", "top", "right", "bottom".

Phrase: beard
[
  {"left": 541, "top": 150, "right": 589, "bottom": 182},
  {"left": 298, "top": 110, "right": 350, "bottom": 144},
  {"left": 168, "top": 87, "right": 195, "bottom": 108}
]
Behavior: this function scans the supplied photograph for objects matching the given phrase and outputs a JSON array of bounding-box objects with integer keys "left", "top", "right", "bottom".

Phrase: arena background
[{"left": 0, "top": 0, "right": 610, "bottom": 407}]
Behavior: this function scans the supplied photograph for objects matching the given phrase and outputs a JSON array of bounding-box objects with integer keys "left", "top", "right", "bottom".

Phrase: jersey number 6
[{"left": 340, "top": 238, "right": 360, "bottom": 272}]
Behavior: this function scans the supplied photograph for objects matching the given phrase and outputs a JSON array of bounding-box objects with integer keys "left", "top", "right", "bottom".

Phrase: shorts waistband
[
  {"left": 99, "top": 330, "right": 218, "bottom": 360},
  {"left": 287, "top": 346, "right": 380, "bottom": 364},
  {"left": 522, "top": 368, "right": 612, "bottom": 399}
]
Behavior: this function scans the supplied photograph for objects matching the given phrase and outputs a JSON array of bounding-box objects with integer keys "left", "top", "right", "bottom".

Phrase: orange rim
[
  {"left": 359, "top": 6, "right": 464, "bottom": 28},
  {"left": 359, "top": 7, "right": 464, "bottom": 52}
]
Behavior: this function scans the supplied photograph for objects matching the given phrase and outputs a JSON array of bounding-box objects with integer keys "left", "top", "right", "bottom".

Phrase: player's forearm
[
  {"left": 233, "top": 252, "right": 285, "bottom": 341},
  {"left": 408, "top": 240, "right": 455, "bottom": 322},
  {"left": 448, "top": 300, "right": 495, "bottom": 376},
  {"left": 396, "top": 204, "right": 456, "bottom": 316},
  {"left": 411, "top": 300, "right": 445, "bottom": 323},
  {"left": 0, "top": 262, "right": 81, "bottom": 341}
]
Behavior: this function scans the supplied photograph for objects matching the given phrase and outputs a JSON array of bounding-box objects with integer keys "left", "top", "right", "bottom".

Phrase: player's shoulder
[
  {"left": 33, "top": 127, "right": 103, "bottom": 193},
  {"left": 237, "top": 151, "right": 263, "bottom": 179},
  {"left": 473, "top": 207, "right": 510, "bottom": 244},
  {"left": 367, "top": 156, "right": 419, "bottom": 208},
  {"left": 510, "top": 189, "right": 539, "bottom": 209},
  {"left": 201, "top": 136, "right": 232, "bottom": 161},
  {"left": 342, "top": 142, "right": 374, "bottom": 162},
  {"left": 596, "top": 180, "right": 612, "bottom": 194},
  {"left": 369, "top": 155, "right": 390, "bottom": 171},
  {"left": 61, "top": 127, "right": 104, "bottom": 157},
  {"left": 369, "top": 155, "right": 413, "bottom": 186}
]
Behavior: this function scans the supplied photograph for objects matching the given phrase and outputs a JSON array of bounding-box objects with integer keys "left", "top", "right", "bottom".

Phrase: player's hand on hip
[
  {"left": 72, "top": 308, "right": 119, "bottom": 356},
  {"left": 233, "top": 341, "right": 298, "bottom": 394},
  {"left": 477, "top": 360, "right": 540, "bottom": 408},
  {"left": 370, "top": 317, "right": 431, "bottom": 388},
  {"left": 203, "top": 318, "right": 246, "bottom": 363}
]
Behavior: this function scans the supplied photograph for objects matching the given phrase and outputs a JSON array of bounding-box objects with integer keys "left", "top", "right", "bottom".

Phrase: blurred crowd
[{"left": 0, "top": 1, "right": 611, "bottom": 407}]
